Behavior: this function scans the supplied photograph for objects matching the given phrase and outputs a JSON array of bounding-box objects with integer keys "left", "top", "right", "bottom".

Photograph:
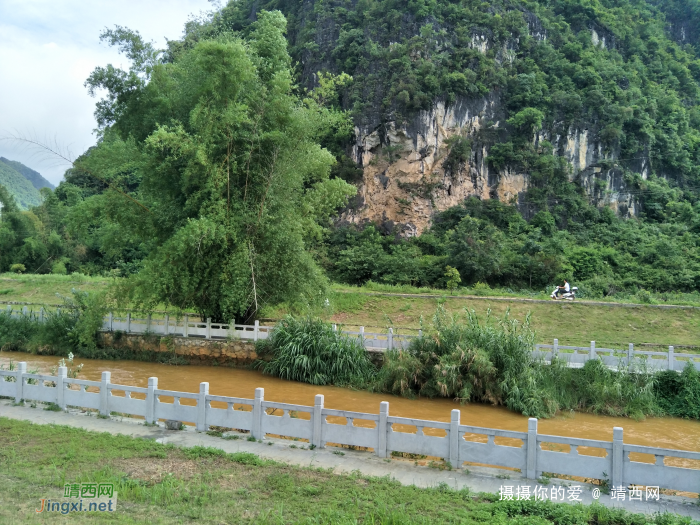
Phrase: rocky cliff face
[
  {"left": 339, "top": 22, "right": 641, "bottom": 235},
  {"left": 343, "top": 95, "right": 641, "bottom": 235}
]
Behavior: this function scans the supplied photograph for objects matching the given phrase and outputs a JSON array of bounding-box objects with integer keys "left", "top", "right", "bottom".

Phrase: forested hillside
[
  {"left": 1, "top": 0, "right": 700, "bottom": 319},
  {"left": 0, "top": 157, "right": 54, "bottom": 191},
  {"left": 0, "top": 158, "right": 45, "bottom": 209}
]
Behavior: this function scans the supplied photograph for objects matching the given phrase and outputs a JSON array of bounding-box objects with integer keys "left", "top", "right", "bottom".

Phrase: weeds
[{"left": 254, "top": 316, "right": 376, "bottom": 386}]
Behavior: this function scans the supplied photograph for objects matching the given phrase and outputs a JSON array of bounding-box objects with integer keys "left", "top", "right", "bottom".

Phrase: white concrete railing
[
  {"left": 3, "top": 306, "right": 418, "bottom": 350},
  {"left": 4, "top": 306, "right": 700, "bottom": 364},
  {"left": 535, "top": 339, "right": 700, "bottom": 372},
  {"left": 2, "top": 363, "right": 699, "bottom": 494}
]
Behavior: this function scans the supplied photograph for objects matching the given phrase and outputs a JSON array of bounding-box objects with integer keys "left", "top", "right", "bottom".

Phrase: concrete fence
[
  {"left": 3, "top": 306, "right": 418, "bottom": 350},
  {"left": 2, "top": 362, "right": 699, "bottom": 494},
  {"left": 535, "top": 339, "right": 700, "bottom": 372},
  {"left": 4, "top": 306, "right": 700, "bottom": 369}
]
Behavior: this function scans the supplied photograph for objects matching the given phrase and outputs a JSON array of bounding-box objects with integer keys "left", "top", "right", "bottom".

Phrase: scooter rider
[{"left": 556, "top": 280, "right": 570, "bottom": 297}]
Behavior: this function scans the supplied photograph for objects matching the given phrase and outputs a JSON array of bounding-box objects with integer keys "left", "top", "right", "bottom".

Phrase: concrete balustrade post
[
  {"left": 668, "top": 346, "right": 675, "bottom": 371},
  {"left": 254, "top": 320, "right": 260, "bottom": 342},
  {"left": 146, "top": 377, "right": 158, "bottom": 424},
  {"left": 553, "top": 338, "right": 558, "bottom": 359},
  {"left": 388, "top": 328, "right": 393, "bottom": 350},
  {"left": 99, "top": 372, "right": 111, "bottom": 416},
  {"left": 197, "top": 382, "right": 209, "bottom": 432},
  {"left": 183, "top": 315, "right": 189, "bottom": 337},
  {"left": 628, "top": 343, "right": 634, "bottom": 365},
  {"left": 377, "top": 401, "right": 389, "bottom": 458},
  {"left": 164, "top": 314, "right": 169, "bottom": 335},
  {"left": 359, "top": 326, "right": 365, "bottom": 347},
  {"left": 15, "top": 362, "right": 27, "bottom": 404},
  {"left": 418, "top": 329, "right": 422, "bottom": 337},
  {"left": 590, "top": 341, "right": 596, "bottom": 361},
  {"left": 147, "top": 314, "right": 152, "bottom": 333},
  {"left": 252, "top": 387, "right": 264, "bottom": 439},
  {"left": 312, "top": 394, "right": 324, "bottom": 449},
  {"left": 449, "top": 409, "right": 460, "bottom": 468},
  {"left": 40, "top": 307, "right": 45, "bottom": 323},
  {"left": 22, "top": 306, "right": 28, "bottom": 316},
  {"left": 56, "top": 366, "right": 67, "bottom": 410},
  {"left": 612, "top": 427, "right": 624, "bottom": 488},
  {"left": 206, "top": 318, "right": 212, "bottom": 340},
  {"left": 126, "top": 313, "right": 131, "bottom": 334},
  {"left": 526, "top": 418, "right": 538, "bottom": 479},
  {"left": 108, "top": 312, "right": 113, "bottom": 331}
]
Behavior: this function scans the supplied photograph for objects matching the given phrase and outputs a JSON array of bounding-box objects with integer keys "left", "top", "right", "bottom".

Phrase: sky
[{"left": 0, "top": 0, "right": 214, "bottom": 186}]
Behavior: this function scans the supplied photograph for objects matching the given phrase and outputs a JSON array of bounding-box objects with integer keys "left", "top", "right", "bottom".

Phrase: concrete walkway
[{"left": 2, "top": 399, "right": 699, "bottom": 520}]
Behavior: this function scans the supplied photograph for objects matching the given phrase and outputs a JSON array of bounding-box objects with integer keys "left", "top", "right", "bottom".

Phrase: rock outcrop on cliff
[{"left": 344, "top": 94, "right": 640, "bottom": 235}]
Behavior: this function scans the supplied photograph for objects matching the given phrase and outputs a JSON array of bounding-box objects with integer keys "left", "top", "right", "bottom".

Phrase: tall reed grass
[
  {"left": 254, "top": 317, "right": 376, "bottom": 386},
  {"left": 376, "top": 306, "right": 677, "bottom": 420},
  {"left": 0, "top": 290, "right": 107, "bottom": 357}
]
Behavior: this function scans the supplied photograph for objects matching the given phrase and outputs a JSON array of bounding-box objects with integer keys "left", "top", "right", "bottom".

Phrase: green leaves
[{"left": 255, "top": 317, "right": 376, "bottom": 386}]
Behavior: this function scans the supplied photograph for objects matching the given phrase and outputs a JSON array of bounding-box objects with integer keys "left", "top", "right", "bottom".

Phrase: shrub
[
  {"left": 254, "top": 317, "right": 376, "bottom": 386},
  {"left": 0, "top": 290, "right": 107, "bottom": 356},
  {"left": 9, "top": 264, "right": 25, "bottom": 274},
  {"left": 376, "top": 306, "right": 558, "bottom": 417},
  {"left": 377, "top": 307, "right": 663, "bottom": 420}
]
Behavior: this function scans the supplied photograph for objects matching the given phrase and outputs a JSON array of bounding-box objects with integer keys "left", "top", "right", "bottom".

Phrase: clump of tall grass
[
  {"left": 375, "top": 306, "right": 558, "bottom": 417},
  {"left": 654, "top": 363, "right": 700, "bottom": 419},
  {"left": 376, "top": 306, "right": 665, "bottom": 420},
  {"left": 254, "top": 317, "right": 376, "bottom": 386},
  {"left": 0, "top": 290, "right": 107, "bottom": 357},
  {"left": 539, "top": 359, "right": 659, "bottom": 420}
]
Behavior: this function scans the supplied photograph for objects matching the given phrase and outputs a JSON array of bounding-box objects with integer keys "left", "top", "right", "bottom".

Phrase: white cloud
[{"left": 0, "top": 0, "right": 213, "bottom": 186}]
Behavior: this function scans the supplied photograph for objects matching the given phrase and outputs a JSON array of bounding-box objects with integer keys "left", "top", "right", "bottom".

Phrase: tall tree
[{"left": 86, "top": 11, "right": 355, "bottom": 321}]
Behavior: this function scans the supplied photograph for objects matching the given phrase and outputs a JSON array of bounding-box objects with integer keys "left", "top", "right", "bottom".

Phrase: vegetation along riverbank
[{"left": 256, "top": 310, "right": 700, "bottom": 421}]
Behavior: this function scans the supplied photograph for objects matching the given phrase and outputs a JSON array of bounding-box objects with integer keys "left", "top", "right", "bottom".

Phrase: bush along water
[
  {"left": 374, "top": 306, "right": 561, "bottom": 418},
  {"left": 375, "top": 306, "right": 691, "bottom": 420},
  {"left": 0, "top": 289, "right": 107, "bottom": 358},
  {"left": 254, "top": 316, "right": 376, "bottom": 387}
]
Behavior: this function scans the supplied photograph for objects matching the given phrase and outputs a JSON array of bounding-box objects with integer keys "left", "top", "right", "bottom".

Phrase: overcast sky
[{"left": 0, "top": 0, "right": 214, "bottom": 186}]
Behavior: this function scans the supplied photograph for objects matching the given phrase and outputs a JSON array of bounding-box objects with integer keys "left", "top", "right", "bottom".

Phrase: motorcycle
[{"left": 550, "top": 286, "right": 578, "bottom": 301}]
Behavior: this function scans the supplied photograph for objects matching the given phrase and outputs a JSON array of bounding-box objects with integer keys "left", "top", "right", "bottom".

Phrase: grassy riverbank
[
  {"left": 319, "top": 288, "right": 700, "bottom": 349},
  {"left": 0, "top": 418, "right": 695, "bottom": 524},
  {"left": 3, "top": 273, "right": 700, "bottom": 348}
]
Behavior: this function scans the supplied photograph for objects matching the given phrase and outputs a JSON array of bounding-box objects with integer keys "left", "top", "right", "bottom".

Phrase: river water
[{"left": 2, "top": 351, "right": 700, "bottom": 465}]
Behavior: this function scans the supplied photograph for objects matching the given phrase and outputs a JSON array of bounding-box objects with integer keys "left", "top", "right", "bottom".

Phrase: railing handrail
[{"left": 3, "top": 362, "right": 699, "bottom": 495}]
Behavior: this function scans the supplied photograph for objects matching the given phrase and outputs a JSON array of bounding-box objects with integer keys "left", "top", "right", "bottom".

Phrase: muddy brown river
[{"left": 2, "top": 351, "right": 700, "bottom": 466}]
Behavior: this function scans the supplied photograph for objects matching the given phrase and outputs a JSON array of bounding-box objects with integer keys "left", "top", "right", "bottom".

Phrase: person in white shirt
[{"left": 556, "top": 280, "right": 570, "bottom": 296}]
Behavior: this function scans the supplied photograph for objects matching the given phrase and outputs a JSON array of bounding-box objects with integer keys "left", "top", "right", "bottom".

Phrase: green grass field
[
  {"left": 273, "top": 288, "right": 700, "bottom": 349},
  {"left": 0, "top": 417, "right": 694, "bottom": 524},
  {"left": 0, "top": 273, "right": 110, "bottom": 305}
]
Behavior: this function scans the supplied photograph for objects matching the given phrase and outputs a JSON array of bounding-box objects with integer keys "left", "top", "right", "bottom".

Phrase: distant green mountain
[
  {"left": 0, "top": 158, "right": 54, "bottom": 191},
  {"left": 0, "top": 159, "right": 45, "bottom": 210}
]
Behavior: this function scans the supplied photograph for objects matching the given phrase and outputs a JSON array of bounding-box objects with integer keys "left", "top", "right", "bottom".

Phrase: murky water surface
[{"left": 3, "top": 351, "right": 699, "bottom": 459}]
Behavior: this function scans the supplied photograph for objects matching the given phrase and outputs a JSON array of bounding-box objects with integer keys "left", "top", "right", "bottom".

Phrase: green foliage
[
  {"left": 377, "top": 306, "right": 667, "bottom": 419},
  {"left": 327, "top": 196, "right": 700, "bottom": 296},
  {"left": 444, "top": 266, "right": 461, "bottom": 291},
  {"left": 9, "top": 264, "right": 25, "bottom": 274},
  {"left": 0, "top": 290, "right": 107, "bottom": 355},
  {"left": 80, "top": 11, "right": 355, "bottom": 322},
  {"left": 376, "top": 306, "right": 557, "bottom": 417},
  {"left": 655, "top": 363, "right": 700, "bottom": 419},
  {"left": 255, "top": 316, "right": 376, "bottom": 386}
]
